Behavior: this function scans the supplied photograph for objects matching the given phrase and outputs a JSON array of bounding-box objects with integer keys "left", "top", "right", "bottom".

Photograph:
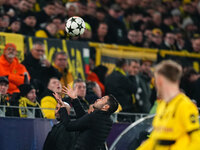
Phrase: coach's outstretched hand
[
  {"left": 62, "top": 85, "right": 78, "bottom": 100},
  {"left": 53, "top": 92, "right": 65, "bottom": 108}
]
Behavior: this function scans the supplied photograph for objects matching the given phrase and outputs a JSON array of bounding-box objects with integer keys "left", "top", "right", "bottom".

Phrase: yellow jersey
[{"left": 137, "top": 93, "right": 200, "bottom": 150}]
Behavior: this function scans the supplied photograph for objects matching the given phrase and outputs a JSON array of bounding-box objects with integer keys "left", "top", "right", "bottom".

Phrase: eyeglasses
[
  {"left": 35, "top": 49, "right": 45, "bottom": 53},
  {"left": 57, "top": 58, "right": 67, "bottom": 61}
]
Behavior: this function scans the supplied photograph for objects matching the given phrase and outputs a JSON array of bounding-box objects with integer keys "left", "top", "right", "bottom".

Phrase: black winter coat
[
  {"left": 43, "top": 121, "right": 76, "bottom": 150},
  {"left": 105, "top": 70, "right": 135, "bottom": 112},
  {"left": 21, "top": 53, "right": 61, "bottom": 96},
  {"left": 59, "top": 98, "right": 113, "bottom": 150}
]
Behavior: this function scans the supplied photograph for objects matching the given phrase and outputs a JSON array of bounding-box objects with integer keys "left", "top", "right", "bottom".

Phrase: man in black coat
[
  {"left": 105, "top": 58, "right": 135, "bottom": 112},
  {"left": 54, "top": 86, "right": 119, "bottom": 150},
  {"left": 22, "top": 41, "right": 61, "bottom": 97},
  {"left": 105, "top": 4, "right": 127, "bottom": 44},
  {"left": 43, "top": 102, "right": 76, "bottom": 150}
]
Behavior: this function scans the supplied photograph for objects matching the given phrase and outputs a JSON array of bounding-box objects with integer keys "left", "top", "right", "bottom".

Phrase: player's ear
[{"left": 103, "top": 104, "right": 110, "bottom": 111}]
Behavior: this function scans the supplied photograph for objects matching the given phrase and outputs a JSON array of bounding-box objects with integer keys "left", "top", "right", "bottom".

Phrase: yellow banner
[{"left": 0, "top": 32, "right": 24, "bottom": 62}]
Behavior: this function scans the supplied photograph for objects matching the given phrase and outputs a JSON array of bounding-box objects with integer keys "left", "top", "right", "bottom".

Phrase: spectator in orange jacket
[
  {"left": 0, "top": 43, "right": 30, "bottom": 94},
  {"left": 87, "top": 65, "right": 108, "bottom": 96}
]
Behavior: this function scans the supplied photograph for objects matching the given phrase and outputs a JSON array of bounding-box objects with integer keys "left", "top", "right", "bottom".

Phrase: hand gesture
[
  {"left": 62, "top": 85, "right": 78, "bottom": 99},
  {"left": 88, "top": 104, "right": 94, "bottom": 114},
  {"left": 53, "top": 92, "right": 64, "bottom": 107}
]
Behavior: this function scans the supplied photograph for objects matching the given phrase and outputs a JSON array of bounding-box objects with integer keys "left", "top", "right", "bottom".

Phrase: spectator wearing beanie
[
  {"left": 5, "top": 17, "right": 21, "bottom": 33},
  {"left": 20, "top": 11, "right": 37, "bottom": 36},
  {"left": 18, "top": 84, "right": 43, "bottom": 118},
  {"left": 0, "top": 76, "right": 10, "bottom": 106},
  {"left": 0, "top": 43, "right": 30, "bottom": 94}
]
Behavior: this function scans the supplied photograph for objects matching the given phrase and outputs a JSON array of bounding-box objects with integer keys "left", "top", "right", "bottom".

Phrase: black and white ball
[{"left": 65, "top": 16, "right": 85, "bottom": 36}]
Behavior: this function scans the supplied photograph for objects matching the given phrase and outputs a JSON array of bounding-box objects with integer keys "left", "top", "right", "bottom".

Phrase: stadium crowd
[{"left": 0, "top": 0, "right": 200, "bottom": 119}]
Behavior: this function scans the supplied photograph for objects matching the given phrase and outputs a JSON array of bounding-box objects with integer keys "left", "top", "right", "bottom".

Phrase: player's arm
[
  {"left": 185, "top": 129, "right": 200, "bottom": 150},
  {"left": 136, "top": 137, "right": 155, "bottom": 150},
  {"left": 179, "top": 101, "right": 200, "bottom": 150},
  {"left": 59, "top": 107, "right": 90, "bottom": 131}
]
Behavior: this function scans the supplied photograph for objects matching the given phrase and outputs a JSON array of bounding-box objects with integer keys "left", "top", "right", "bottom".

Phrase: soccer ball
[{"left": 65, "top": 16, "right": 85, "bottom": 36}]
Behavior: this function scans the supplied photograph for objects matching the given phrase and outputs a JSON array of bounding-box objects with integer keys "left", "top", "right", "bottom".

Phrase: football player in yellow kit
[{"left": 137, "top": 60, "right": 200, "bottom": 150}]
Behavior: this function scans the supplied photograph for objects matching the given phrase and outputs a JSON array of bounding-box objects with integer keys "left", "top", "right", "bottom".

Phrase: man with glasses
[
  {"left": 161, "top": 32, "right": 178, "bottom": 50},
  {"left": 22, "top": 41, "right": 61, "bottom": 97},
  {"left": 149, "top": 28, "right": 163, "bottom": 49}
]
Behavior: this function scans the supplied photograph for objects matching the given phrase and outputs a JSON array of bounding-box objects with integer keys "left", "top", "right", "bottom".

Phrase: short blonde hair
[{"left": 155, "top": 60, "right": 182, "bottom": 82}]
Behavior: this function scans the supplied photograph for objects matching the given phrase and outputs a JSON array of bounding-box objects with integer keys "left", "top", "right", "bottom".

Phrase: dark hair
[
  {"left": 46, "top": 76, "right": 61, "bottom": 87},
  {"left": 86, "top": 81, "right": 97, "bottom": 91},
  {"left": 73, "top": 78, "right": 85, "bottom": 87},
  {"left": 93, "top": 65, "right": 108, "bottom": 84},
  {"left": 107, "top": 94, "right": 118, "bottom": 114},
  {"left": 128, "top": 59, "right": 140, "bottom": 66},
  {"left": 115, "top": 58, "right": 127, "bottom": 68},
  {"left": 155, "top": 60, "right": 182, "bottom": 83}
]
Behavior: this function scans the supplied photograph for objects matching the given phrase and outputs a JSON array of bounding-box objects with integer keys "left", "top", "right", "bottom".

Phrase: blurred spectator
[
  {"left": 5, "top": 17, "right": 21, "bottom": 33},
  {"left": 79, "top": 22, "right": 92, "bottom": 41},
  {"left": 171, "top": 8, "right": 182, "bottom": 31},
  {"left": 181, "top": 68, "right": 200, "bottom": 107},
  {"left": 3, "top": 0, "right": 19, "bottom": 17},
  {"left": 22, "top": 41, "right": 61, "bottom": 97},
  {"left": 43, "top": 102, "right": 75, "bottom": 150},
  {"left": 66, "top": 2, "right": 79, "bottom": 18},
  {"left": 143, "top": 29, "right": 153, "bottom": 47},
  {"left": 136, "top": 31, "right": 144, "bottom": 47},
  {"left": 128, "top": 59, "right": 140, "bottom": 103},
  {"left": 182, "top": 17, "right": 198, "bottom": 39},
  {"left": 161, "top": 32, "right": 177, "bottom": 50},
  {"left": 128, "top": 60, "right": 140, "bottom": 112},
  {"left": 161, "top": 13, "right": 174, "bottom": 34},
  {"left": 20, "top": 11, "right": 37, "bottom": 36},
  {"left": 85, "top": 81, "right": 102, "bottom": 104},
  {"left": 35, "top": 22, "right": 58, "bottom": 39},
  {"left": 53, "top": 51, "right": 73, "bottom": 87},
  {"left": 92, "top": 22, "right": 110, "bottom": 43},
  {"left": 52, "top": 15, "right": 69, "bottom": 39},
  {"left": 0, "top": 14, "right": 10, "bottom": 32},
  {"left": 105, "top": 4, "right": 127, "bottom": 44},
  {"left": 35, "top": 2, "right": 56, "bottom": 27},
  {"left": 137, "top": 60, "right": 153, "bottom": 113},
  {"left": 18, "top": 84, "right": 43, "bottom": 118},
  {"left": 105, "top": 58, "right": 135, "bottom": 112},
  {"left": 0, "top": 43, "right": 30, "bottom": 94},
  {"left": 87, "top": 65, "right": 108, "bottom": 96},
  {"left": 121, "top": 29, "right": 138, "bottom": 46},
  {"left": 54, "top": 1, "right": 66, "bottom": 18},
  {"left": 76, "top": 1, "right": 87, "bottom": 18},
  {"left": 192, "top": 37, "right": 200, "bottom": 53},
  {"left": 71, "top": 79, "right": 89, "bottom": 110},
  {"left": 40, "top": 77, "right": 62, "bottom": 119},
  {"left": 0, "top": 76, "right": 9, "bottom": 106},
  {"left": 175, "top": 32, "right": 187, "bottom": 51},
  {"left": 83, "top": 1, "right": 98, "bottom": 34},
  {"left": 122, "top": 8, "right": 133, "bottom": 31},
  {"left": 17, "top": 0, "right": 36, "bottom": 14},
  {"left": 149, "top": 28, "right": 163, "bottom": 49},
  {"left": 151, "top": 12, "right": 162, "bottom": 29},
  {"left": 96, "top": 7, "right": 107, "bottom": 22}
]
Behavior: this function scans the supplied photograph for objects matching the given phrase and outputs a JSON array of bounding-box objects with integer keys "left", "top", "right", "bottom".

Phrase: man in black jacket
[
  {"left": 54, "top": 85, "right": 119, "bottom": 150},
  {"left": 43, "top": 102, "right": 76, "bottom": 150},
  {"left": 22, "top": 41, "right": 61, "bottom": 97},
  {"left": 105, "top": 58, "right": 135, "bottom": 112}
]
